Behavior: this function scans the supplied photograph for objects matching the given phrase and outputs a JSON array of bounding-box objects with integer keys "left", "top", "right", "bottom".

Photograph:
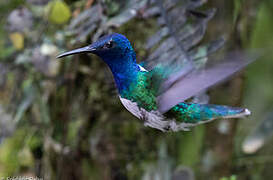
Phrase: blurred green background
[{"left": 0, "top": 0, "right": 273, "bottom": 180}]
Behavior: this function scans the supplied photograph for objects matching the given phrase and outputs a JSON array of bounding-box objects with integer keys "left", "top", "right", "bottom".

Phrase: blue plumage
[{"left": 91, "top": 33, "right": 140, "bottom": 92}]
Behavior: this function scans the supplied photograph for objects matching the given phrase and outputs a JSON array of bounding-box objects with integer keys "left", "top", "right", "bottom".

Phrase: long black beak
[{"left": 57, "top": 45, "right": 96, "bottom": 58}]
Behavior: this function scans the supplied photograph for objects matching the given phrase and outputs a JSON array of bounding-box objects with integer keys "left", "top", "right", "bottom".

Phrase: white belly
[
  {"left": 119, "top": 96, "right": 177, "bottom": 131},
  {"left": 118, "top": 96, "right": 156, "bottom": 119},
  {"left": 118, "top": 96, "right": 194, "bottom": 132}
]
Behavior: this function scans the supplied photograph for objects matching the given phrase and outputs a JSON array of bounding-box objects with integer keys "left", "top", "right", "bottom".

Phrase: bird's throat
[{"left": 106, "top": 58, "right": 140, "bottom": 93}]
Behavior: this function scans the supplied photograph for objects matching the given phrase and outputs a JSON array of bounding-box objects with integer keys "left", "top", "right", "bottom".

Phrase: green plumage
[
  {"left": 120, "top": 70, "right": 246, "bottom": 125},
  {"left": 120, "top": 71, "right": 158, "bottom": 111}
]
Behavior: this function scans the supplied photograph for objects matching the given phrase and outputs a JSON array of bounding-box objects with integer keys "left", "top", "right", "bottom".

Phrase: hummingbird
[{"left": 57, "top": 33, "right": 253, "bottom": 132}]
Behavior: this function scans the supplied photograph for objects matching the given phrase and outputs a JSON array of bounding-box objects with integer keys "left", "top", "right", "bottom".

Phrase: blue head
[{"left": 57, "top": 33, "right": 140, "bottom": 92}]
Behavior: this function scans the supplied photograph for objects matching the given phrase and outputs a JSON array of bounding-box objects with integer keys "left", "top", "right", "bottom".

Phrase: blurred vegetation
[{"left": 0, "top": 0, "right": 273, "bottom": 180}]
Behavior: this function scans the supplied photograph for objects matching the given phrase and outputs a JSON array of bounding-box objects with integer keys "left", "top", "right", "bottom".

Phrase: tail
[{"left": 164, "top": 102, "right": 251, "bottom": 125}]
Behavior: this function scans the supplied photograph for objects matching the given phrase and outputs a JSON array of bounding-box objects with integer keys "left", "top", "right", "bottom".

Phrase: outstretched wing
[
  {"left": 143, "top": 0, "right": 225, "bottom": 95},
  {"left": 157, "top": 51, "right": 259, "bottom": 113},
  {"left": 142, "top": 0, "right": 260, "bottom": 113},
  {"left": 147, "top": 38, "right": 225, "bottom": 95}
]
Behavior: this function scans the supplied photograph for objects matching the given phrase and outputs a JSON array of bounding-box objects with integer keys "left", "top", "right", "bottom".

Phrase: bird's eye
[{"left": 104, "top": 41, "right": 113, "bottom": 49}]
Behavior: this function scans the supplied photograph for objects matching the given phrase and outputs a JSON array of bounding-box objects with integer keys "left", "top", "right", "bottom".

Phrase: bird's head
[
  {"left": 57, "top": 33, "right": 139, "bottom": 92},
  {"left": 57, "top": 33, "right": 136, "bottom": 66}
]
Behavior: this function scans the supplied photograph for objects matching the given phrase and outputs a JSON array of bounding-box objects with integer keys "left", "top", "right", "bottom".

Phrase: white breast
[
  {"left": 119, "top": 96, "right": 178, "bottom": 131},
  {"left": 119, "top": 96, "right": 144, "bottom": 119}
]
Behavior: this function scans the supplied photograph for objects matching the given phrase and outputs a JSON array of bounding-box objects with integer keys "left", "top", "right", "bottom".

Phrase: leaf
[
  {"left": 9, "top": 32, "right": 24, "bottom": 50},
  {"left": 48, "top": 0, "right": 71, "bottom": 25}
]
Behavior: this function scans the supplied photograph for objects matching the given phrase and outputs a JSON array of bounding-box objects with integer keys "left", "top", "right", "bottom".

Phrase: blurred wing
[
  {"left": 147, "top": 37, "right": 225, "bottom": 95},
  {"left": 157, "top": 51, "right": 259, "bottom": 113},
  {"left": 143, "top": 0, "right": 225, "bottom": 95}
]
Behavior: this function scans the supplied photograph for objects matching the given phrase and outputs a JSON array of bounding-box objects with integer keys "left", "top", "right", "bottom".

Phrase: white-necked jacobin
[{"left": 57, "top": 33, "right": 253, "bottom": 132}]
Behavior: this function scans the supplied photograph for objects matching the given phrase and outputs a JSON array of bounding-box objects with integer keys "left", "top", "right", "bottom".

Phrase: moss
[{"left": 0, "top": 128, "right": 35, "bottom": 177}]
